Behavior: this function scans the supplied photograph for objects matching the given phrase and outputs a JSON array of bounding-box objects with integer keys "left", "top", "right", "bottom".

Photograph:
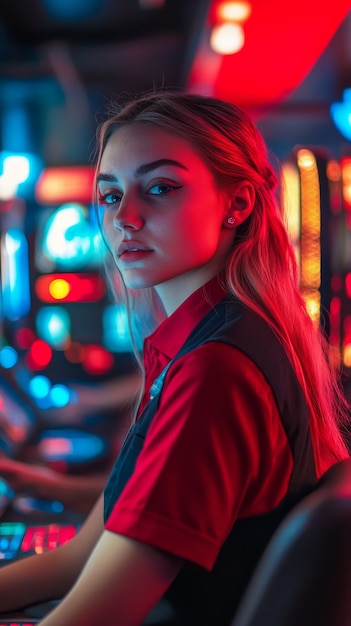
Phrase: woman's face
[{"left": 97, "top": 122, "right": 234, "bottom": 312}]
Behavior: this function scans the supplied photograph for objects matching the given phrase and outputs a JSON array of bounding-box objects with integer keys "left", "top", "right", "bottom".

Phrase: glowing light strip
[
  {"left": 297, "top": 149, "right": 321, "bottom": 327},
  {"left": 0, "top": 228, "right": 31, "bottom": 320},
  {"left": 281, "top": 161, "right": 301, "bottom": 276},
  {"left": 35, "top": 167, "right": 94, "bottom": 205}
]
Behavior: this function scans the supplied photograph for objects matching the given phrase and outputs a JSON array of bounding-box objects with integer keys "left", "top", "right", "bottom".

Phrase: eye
[
  {"left": 148, "top": 183, "right": 182, "bottom": 195},
  {"left": 98, "top": 191, "right": 122, "bottom": 206}
]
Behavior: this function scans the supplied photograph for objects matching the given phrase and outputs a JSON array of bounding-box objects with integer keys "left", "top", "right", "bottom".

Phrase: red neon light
[
  {"left": 15, "top": 327, "right": 36, "bottom": 349},
  {"left": 82, "top": 345, "right": 114, "bottom": 375},
  {"left": 35, "top": 273, "right": 106, "bottom": 303},
  {"left": 26, "top": 340, "right": 53, "bottom": 370},
  {"left": 346, "top": 274, "right": 351, "bottom": 299},
  {"left": 35, "top": 166, "right": 95, "bottom": 205}
]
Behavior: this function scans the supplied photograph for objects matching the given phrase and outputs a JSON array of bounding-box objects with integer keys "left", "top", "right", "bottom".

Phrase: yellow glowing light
[
  {"left": 49, "top": 279, "right": 71, "bottom": 300},
  {"left": 210, "top": 22, "right": 245, "bottom": 54},
  {"left": 216, "top": 1, "right": 252, "bottom": 22},
  {"left": 343, "top": 343, "right": 351, "bottom": 368},
  {"left": 282, "top": 162, "right": 301, "bottom": 272},
  {"left": 304, "top": 291, "right": 321, "bottom": 325},
  {"left": 344, "top": 183, "right": 351, "bottom": 205},
  {"left": 297, "top": 150, "right": 316, "bottom": 169},
  {"left": 297, "top": 149, "right": 321, "bottom": 327}
]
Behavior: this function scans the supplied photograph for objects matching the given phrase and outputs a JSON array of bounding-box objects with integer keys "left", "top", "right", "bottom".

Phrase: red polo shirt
[{"left": 105, "top": 277, "right": 294, "bottom": 570}]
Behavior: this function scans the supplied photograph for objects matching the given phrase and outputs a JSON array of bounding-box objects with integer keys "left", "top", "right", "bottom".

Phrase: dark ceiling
[
  {"left": 0, "top": 0, "right": 351, "bottom": 163},
  {"left": 0, "top": 0, "right": 208, "bottom": 93}
]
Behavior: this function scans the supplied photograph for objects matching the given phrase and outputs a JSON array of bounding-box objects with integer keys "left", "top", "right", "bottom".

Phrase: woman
[{"left": 0, "top": 91, "right": 349, "bottom": 625}]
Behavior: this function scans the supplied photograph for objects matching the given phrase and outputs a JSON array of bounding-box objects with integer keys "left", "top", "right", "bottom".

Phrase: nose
[{"left": 112, "top": 194, "right": 144, "bottom": 231}]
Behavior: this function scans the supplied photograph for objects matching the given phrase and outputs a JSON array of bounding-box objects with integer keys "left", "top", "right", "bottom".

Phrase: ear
[{"left": 223, "top": 182, "right": 255, "bottom": 228}]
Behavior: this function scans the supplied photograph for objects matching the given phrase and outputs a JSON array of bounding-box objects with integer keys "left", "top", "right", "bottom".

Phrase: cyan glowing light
[
  {"left": 36, "top": 306, "right": 70, "bottom": 348},
  {"left": 3, "top": 155, "right": 29, "bottom": 183},
  {"left": 1, "top": 228, "right": 31, "bottom": 320},
  {"left": 29, "top": 375, "right": 51, "bottom": 400},
  {"left": 103, "top": 305, "right": 133, "bottom": 352},
  {"left": 49, "top": 384, "right": 71, "bottom": 408},
  {"left": 40, "top": 203, "right": 105, "bottom": 269},
  {"left": 0, "top": 152, "right": 43, "bottom": 200},
  {"left": 330, "top": 89, "right": 351, "bottom": 141},
  {"left": 0, "top": 346, "right": 18, "bottom": 369}
]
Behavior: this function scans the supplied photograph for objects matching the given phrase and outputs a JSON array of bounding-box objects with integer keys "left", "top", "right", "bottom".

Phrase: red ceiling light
[{"left": 188, "top": 0, "right": 351, "bottom": 110}]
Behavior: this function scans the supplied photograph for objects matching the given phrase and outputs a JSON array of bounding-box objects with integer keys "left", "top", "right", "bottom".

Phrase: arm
[
  {"left": 0, "top": 493, "right": 104, "bottom": 613},
  {"left": 39, "top": 531, "right": 183, "bottom": 626},
  {"left": 43, "top": 372, "right": 142, "bottom": 424},
  {"left": 0, "top": 457, "right": 107, "bottom": 513}
]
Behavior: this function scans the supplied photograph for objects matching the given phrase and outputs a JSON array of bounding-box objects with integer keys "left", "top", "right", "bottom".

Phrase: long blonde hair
[{"left": 94, "top": 90, "right": 350, "bottom": 474}]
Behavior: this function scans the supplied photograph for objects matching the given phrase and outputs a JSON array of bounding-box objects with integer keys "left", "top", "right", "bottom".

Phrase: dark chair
[{"left": 231, "top": 457, "right": 351, "bottom": 626}]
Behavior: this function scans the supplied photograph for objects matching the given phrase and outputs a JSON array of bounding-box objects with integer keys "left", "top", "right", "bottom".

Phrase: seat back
[{"left": 231, "top": 457, "right": 351, "bottom": 626}]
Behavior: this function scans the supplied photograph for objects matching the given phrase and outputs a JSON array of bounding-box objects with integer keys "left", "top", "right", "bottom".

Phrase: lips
[{"left": 117, "top": 241, "right": 150, "bottom": 257}]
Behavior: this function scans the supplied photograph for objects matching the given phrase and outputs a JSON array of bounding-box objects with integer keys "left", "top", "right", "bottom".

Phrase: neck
[{"left": 155, "top": 269, "right": 219, "bottom": 316}]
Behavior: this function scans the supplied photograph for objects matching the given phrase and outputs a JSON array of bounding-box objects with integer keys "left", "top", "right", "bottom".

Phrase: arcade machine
[
  {"left": 325, "top": 155, "right": 351, "bottom": 408},
  {"left": 1, "top": 160, "right": 138, "bottom": 443},
  {"left": 0, "top": 159, "right": 138, "bottom": 576},
  {"left": 282, "top": 148, "right": 351, "bottom": 446},
  {"left": 282, "top": 147, "right": 336, "bottom": 340}
]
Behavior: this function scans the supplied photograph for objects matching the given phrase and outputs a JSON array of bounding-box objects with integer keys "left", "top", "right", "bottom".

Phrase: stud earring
[{"left": 227, "top": 216, "right": 236, "bottom": 225}]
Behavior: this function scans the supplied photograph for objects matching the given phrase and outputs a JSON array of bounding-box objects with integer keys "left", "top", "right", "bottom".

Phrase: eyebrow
[{"left": 96, "top": 158, "right": 188, "bottom": 184}]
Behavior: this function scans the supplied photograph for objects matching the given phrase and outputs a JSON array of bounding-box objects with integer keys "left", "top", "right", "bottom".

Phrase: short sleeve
[{"left": 105, "top": 342, "right": 293, "bottom": 570}]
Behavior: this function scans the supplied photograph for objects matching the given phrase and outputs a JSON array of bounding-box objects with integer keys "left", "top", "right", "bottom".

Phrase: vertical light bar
[
  {"left": 281, "top": 161, "right": 301, "bottom": 275},
  {"left": 1, "top": 228, "right": 31, "bottom": 320},
  {"left": 297, "top": 149, "right": 321, "bottom": 328}
]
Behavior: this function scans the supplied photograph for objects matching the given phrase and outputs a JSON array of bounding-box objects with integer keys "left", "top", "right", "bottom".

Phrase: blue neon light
[
  {"left": 29, "top": 375, "right": 51, "bottom": 400},
  {"left": 39, "top": 203, "right": 105, "bottom": 269},
  {"left": 103, "top": 305, "right": 134, "bottom": 352},
  {"left": 330, "top": 89, "right": 351, "bottom": 141},
  {"left": 49, "top": 384, "right": 71, "bottom": 408},
  {"left": 0, "top": 152, "right": 43, "bottom": 199},
  {"left": 1, "top": 228, "right": 31, "bottom": 320},
  {"left": 36, "top": 306, "right": 70, "bottom": 348},
  {"left": 0, "top": 346, "right": 18, "bottom": 369}
]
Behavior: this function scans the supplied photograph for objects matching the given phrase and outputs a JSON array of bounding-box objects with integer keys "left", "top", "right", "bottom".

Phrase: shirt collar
[{"left": 144, "top": 275, "right": 228, "bottom": 361}]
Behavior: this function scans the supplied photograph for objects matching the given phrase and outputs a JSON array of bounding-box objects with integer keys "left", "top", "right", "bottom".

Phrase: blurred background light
[{"left": 330, "top": 89, "right": 351, "bottom": 141}]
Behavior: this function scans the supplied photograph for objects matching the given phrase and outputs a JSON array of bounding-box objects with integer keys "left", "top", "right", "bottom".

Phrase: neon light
[
  {"left": 297, "top": 149, "right": 321, "bottom": 327},
  {"left": 214, "top": 1, "right": 252, "bottom": 22},
  {"left": 0, "top": 152, "right": 43, "bottom": 200},
  {"left": 330, "top": 89, "right": 351, "bottom": 141},
  {"left": 49, "top": 384, "right": 71, "bottom": 408},
  {"left": 49, "top": 279, "right": 71, "bottom": 300},
  {"left": 26, "top": 340, "right": 53, "bottom": 370},
  {"left": 282, "top": 162, "right": 301, "bottom": 275},
  {"left": 35, "top": 166, "right": 94, "bottom": 204},
  {"left": 341, "top": 158, "right": 351, "bottom": 211},
  {"left": 36, "top": 203, "right": 106, "bottom": 269},
  {"left": 0, "top": 346, "right": 18, "bottom": 369},
  {"left": 35, "top": 273, "right": 106, "bottom": 303},
  {"left": 103, "top": 304, "right": 134, "bottom": 352},
  {"left": 1, "top": 228, "right": 31, "bottom": 320},
  {"left": 82, "top": 344, "right": 114, "bottom": 375},
  {"left": 36, "top": 306, "right": 71, "bottom": 348},
  {"left": 15, "top": 327, "right": 36, "bottom": 349},
  {"left": 210, "top": 22, "right": 245, "bottom": 54},
  {"left": 29, "top": 376, "right": 51, "bottom": 400}
]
